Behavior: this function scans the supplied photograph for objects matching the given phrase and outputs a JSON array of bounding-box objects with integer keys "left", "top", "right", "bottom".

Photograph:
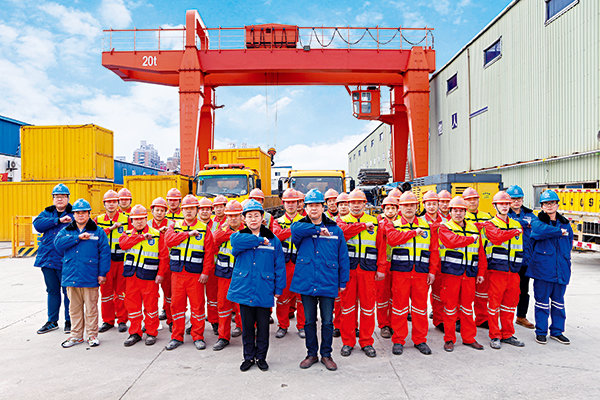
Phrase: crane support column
[
  {"left": 197, "top": 86, "right": 215, "bottom": 171},
  {"left": 385, "top": 87, "right": 410, "bottom": 181}
]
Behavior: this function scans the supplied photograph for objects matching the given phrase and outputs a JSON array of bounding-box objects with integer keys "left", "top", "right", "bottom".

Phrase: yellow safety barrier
[{"left": 12, "top": 216, "right": 39, "bottom": 258}]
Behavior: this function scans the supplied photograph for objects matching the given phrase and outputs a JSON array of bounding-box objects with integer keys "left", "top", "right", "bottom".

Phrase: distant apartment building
[
  {"left": 166, "top": 148, "right": 181, "bottom": 172},
  {"left": 133, "top": 140, "right": 162, "bottom": 169}
]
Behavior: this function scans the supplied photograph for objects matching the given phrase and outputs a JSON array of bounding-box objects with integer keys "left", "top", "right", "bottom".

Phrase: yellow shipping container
[
  {"left": 583, "top": 189, "right": 599, "bottom": 213},
  {"left": 21, "top": 124, "right": 114, "bottom": 181},
  {"left": 572, "top": 190, "right": 583, "bottom": 213},
  {"left": 0, "top": 180, "right": 119, "bottom": 241},
  {"left": 556, "top": 189, "right": 568, "bottom": 210},
  {"left": 207, "top": 148, "right": 272, "bottom": 195},
  {"left": 124, "top": 175, "right": 194, "bottom": 209}
]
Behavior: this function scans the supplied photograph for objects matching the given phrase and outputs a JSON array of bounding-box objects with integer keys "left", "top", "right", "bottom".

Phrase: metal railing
[{"left": 12, "top": 216, "right": 39, "bottom": 258}]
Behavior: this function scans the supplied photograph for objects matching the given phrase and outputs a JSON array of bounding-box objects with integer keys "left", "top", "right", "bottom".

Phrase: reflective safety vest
[
  {"left": 439, "top": 212, "right": 450, "bottom": 223},
  {"left": 486, "top": 216, "right": 523, "bottom": 273},
  {"left": 324, "top": 210, "right": 337, "bottom": 220},
  {"left": 96, "top": 212, "right": 129, "bottom": 262},
  {"left": 216, "top": 236, "right": 235, "bottom": 279},
  {"left": 342, "top": 213, "right": 378, "bottom": 271},
  {"left": 277, "top": 213, "right": 304, "bottom": 264},
  {"left": 166, "top": 209, "right": 184, "bottom": 223},
  {"left": 466, "top": 210, "right": 493, "bottom": 224},
  {"left": 384, "top": 215, "right": 401, "bottom": 262},
  {"left": 264, "top": 212, "right": 273, "bottom": 228},
  {"left": 439, "top": 219, "right": 481, "bottom": 277},
  {"left": 210, "top": 216, "right": 226, "bottom": 234},
  {"left": 123, "top": 227, "right": 161, "bottom": 280},
  {"left": 389, "top": 217, "right": 432, "bottom": 273},
  {"left": 169, "top": 219, "right": 208, "bottom": 274}
]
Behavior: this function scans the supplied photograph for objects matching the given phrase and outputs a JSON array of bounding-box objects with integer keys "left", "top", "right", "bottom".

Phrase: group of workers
[{"left": 33, "top": 181, "right": 573, "bottom": 371}]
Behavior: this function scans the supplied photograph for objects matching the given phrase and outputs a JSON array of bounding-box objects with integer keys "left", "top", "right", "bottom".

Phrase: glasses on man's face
[
  {"left": 54, "top": 195, "right": 68, "bottom": 200},
  {"left": 542, "top": 202, "right": 558, "bottom": 207}
]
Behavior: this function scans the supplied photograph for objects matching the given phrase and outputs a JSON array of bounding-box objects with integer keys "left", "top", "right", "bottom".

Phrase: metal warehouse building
[
  {"left": 348, "top": 123, "right": 392, "bottom": 180},
  {"left": 429, "top": 0, "right": 599, "bottom": 208}
]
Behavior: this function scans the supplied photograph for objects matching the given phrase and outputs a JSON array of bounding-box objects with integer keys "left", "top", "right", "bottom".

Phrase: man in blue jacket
[
  {"left": 291, "top": 189, "right": 349, "bottom": 371},
  {"left": 227, "top": 200, "right": 286, "bottom": 372},
  {"left": 507, "top": 185, "right": 537, "bottom": 329},
  {"left": 528, "top": 190, "right": 573, "bottom": 345},
  {"left": 54, "top": 199, "right": 111, "bottom": 348},
  {"left": 33, "top": 183, "right": 73, "bottom": 334}
]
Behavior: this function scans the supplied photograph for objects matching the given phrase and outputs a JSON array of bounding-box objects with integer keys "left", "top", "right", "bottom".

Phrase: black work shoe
[
  {"left": 213, "top": 338, "right": 230, "bottom": 351},
  {"left": 332, "top": 328, "right": 341, "bottom": 338},
  {"left": 407, "top": 313, "right": 412, "bottom": 322},
  {"left": 392, "top": 343, "right": 404, "bottom": 355},
  {"left": 256, "top": 359, "right": 269, "bottom": 371},
  {"left": 361, "top": 345, "right": 377, "bottom": 358},
  {"left": 355, "top": 328, "right": 360, "bottom": 337},
  {"left": 240, "top": 359, "right": 255, "bottom": 372},
  {"left": 64, "top": 321, "right": 71, "bottom": 334},
  {"left": 380, "top": 326, "right": 392, "bottom": 339},
  {"left": 535, "top": 335, "right": 547, "bottom": 345},
  {"left": 435, "top": 323, "right": 444, "bottom": 333},
  {"left": 550, "top": 334, "right": 570, "bottom": 345},
  {"left": 186, "top": 326, "right": 192, "bottom": 335},
  {"left": 37, "top": 321, "right": 58, "bottom": 334},
  {"left": 340, "top": 345, "right": 353, "bottom": 357},
  {"left": 98, "top": 322, "right": 114, "bottom": 333},
  {"left": 414, "top": 342, "right": 432, "bottom": 355},
  {"left": 231, "top": 327, "right": 242, "bottom": 337},
  {"left": 477, "top": 321, "right": 489, "bottom": 329},
  {"left": 269, "top": 316, "right": 274, "bottom": 324},
  {"left": 211, "top": 323, "right": 219, "bottom": 336},
  {"left": 118, "top": 322, "right": 128, "bottom": 333},
  {"left": 490, "top": 338, "right": 502, "bottom": 350},
  {"left": 298, "top": 329, "right": 306, "bottom": 339},
  {"left": 168, "top": 323, "right": 173, "bottom": 333},
  {"left": 159, "top": 310, "right": 167, "bottom": 321},
  {"left": 194, "top": 340, "right": 206, "bottom": 350},
  {"left": 124, "top": 334, "right": 142, "bottom": 347},
  {"left": 455, "top": 320, "right": 461, "bottom": 333},
  {"left": 501, "top": 336, "right": 525, "bottom": 347},
  {"left": 145, "top": 335, "right": 157, "bottom": 346},
  {"left": 165, "top": 339, "right": 183, "bottom": 350},
  {"left": 275, "top": 328, "right": 287, "bottom": 338}
]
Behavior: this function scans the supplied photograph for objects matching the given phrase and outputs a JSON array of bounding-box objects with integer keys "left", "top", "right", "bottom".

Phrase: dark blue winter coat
[
  {"left": 290, "top": 215, "right": 350, "bottom": 298},
  {"left": 508, "top": 205, "right": 537, "bottom": 268},
  {"left": 54, "top": 219, "right": 111, "bottom": 288},
  {"left": 227, "top": 225, "right": 286, "bottom": 308},
  {"left": 527, "top": 211, "right": 573, "bottom": 285},
  {"left": 33, "top": 204, "right": 73, "bottom": 270}
]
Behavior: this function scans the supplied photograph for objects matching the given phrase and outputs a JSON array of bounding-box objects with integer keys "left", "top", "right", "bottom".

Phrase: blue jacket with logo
[
  {"left": 54, "top": 219, "right": 111, "bottom": 288},
  {"left": 527, "top": 211, "right": 573, "bottom": 285},
  {"left": 290, "top": 215, "right": 350, "bottom": 298},
  {"left": 227, "top": 226, "right": 286, "bottom": 308},
  {"left": 33, "top": 204, "right": 73, "bottom": 270},
  {"left": 507, "top": 205, "right": 537, "bottom": 269}
]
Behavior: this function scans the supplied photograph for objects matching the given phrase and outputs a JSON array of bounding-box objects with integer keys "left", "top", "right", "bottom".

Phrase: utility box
[{"left": 245, "top": 24, "right": 299, "bottom": 49}]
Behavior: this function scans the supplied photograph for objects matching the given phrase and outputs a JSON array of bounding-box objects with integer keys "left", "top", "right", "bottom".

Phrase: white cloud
[
  {"left": 355, "top": 11, "right": 384, "bottom": 26},
  {"left": 15, "top": 28, "right": 57, "bottom": 70},
  {"left": 39, "top": 2, "right": 102, "bottom": 40},
  {"left": 402, "top": 11, "right": 428, "bottom": 28},
  {"left": 99, "top": 0, "right": 132, "bottom": 29},
  {"left": 432, "top": 0, "right": 451, "bottom": 15}
]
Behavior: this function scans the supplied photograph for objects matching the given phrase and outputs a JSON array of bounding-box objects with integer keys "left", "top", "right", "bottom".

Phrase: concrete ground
[{"left": 1, "top": 253, "right": 599, "bottom": 400}]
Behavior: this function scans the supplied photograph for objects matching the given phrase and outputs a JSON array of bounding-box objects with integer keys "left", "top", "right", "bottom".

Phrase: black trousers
[
  {"left": 517, "top": 265, "right": 531, "bottom": 318},
  {"left": 239, "top": 304, "right": 270, "bottom": 361}
]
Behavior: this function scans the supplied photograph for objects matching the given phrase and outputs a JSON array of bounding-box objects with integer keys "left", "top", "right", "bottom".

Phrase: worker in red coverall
[
  {"left": 439, "top": 196, "right": 487, "bottom": 352},
  {"left": 164, "top": 195, "right": 216, "bottom": 351},
  {"left": 332, "top": 192, "right": 350, "bottom": 337},
  {"left": 383, "top": 191, "right": 438, "bottom": 356},
  {"left": 483, "top": 191, "right": 525, "bottom": 350},
  {"left": 210, "top": 200, "right": 245, "bottom": 351},
  {"left": 196, "top": 197, "right": 219, "bottom": 336},
  {"left": 374, "top": 195, "right": 400, "bottom": 339},
  {"left": 165, "top": 188, "right": 184, "bottom": 224},
  {"left": 119, "top": 205, "right": 169, "bottom": 347},
  {"left": 148, "top": 197, "right": 172, "bottom": 331},
  {"left": 438, "top": 190, "right": 452, "bottom": 222}
]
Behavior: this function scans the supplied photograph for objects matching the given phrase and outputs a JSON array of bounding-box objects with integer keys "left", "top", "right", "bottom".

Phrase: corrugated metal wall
[
  {"left": 113, "top": 160, "right": 161, "bottom": 185},
  {"left": 348, "top": 123, "right": 392, "bottom": 179},
  {"left": 429, "top": 0, "right": 599, "bottom": 193},
  {"left": 0, "top": 116, "right": 27, "bottom": 156}
]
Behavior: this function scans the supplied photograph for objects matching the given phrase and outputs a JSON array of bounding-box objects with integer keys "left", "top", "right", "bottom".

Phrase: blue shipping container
[
  {"left": 0, "top": 115, "right": 29, "bottom": 156},
  {"left": 114, "top": 160, "right": 161, "bottom": 185}
]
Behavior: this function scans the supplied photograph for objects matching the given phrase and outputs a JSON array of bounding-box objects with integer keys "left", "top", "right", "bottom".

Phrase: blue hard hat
[
  {"left": 243, "top": 199, "right": 264, "bottom": 215},
  {"left": 52, "top": 183, "right": 70, "bottom": 196},
  {"left": 539, "top": 190, "right": 559, "bottom": 203},
  {"left": 304, "top": 188, "right": 325, "bottom": 204},
  {"left": 72, "top": 198, "right": 92, "bottom": 212},
  {"left": 506, "top": 185, "right": 524, "bottom": 199}
]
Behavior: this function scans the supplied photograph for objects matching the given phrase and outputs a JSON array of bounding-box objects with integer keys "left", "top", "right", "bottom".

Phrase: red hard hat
[
  {"left": 282, "top": 188, "right": 300, "bottom": 202},
  {"left": 181, "top": 194, "right": 200, "bottom": 209},
  {"left": 462, "top": 187, "right": 479, "bottom": 200},
  {"left": 389, "top": 188, "right": 402, "bottom": 199},
  {"left": 129, "top": 204, "right": 148, "bottom": 219},
  {"left": 324, "top": 189, "right": 339, "bottom": 200},
  {"left": 224, "top": 200, "right": 243, "bottom": 215},
  {"left": 151, "top": 197, "right": 168, "bottom": 210},
  {"left": 166, "top": 188, "right": 182, "bottom": 200},
  {"left": 198, "top": 197, "right": 213, "bottom": 208},
  {"left": 382, "top": 196, "right": 399, "bottom": 207},
  {"left": 492, "top": 191, "right": 513, "bottom": 204},
  {"left": 118, "top": 188, "right": 132, "bottom": 200},
  {"left": 449, "top": 196, "right": 468, "bottom": 210},
  {"left": 103, "top": 190, "right": 119, "bottom": 202},
  {"left": 249, "top": 188, "right": 265, "bottom": 200},
  {"left": 348, "top": 189, "right": 367, "bottom": 202},
  {"left": 398, "top": 191, "right": 419, "bottom": 205},
  {"left": 335, "top": 192, "right": 350, "bottom": 204},
  {"left": 438, "top": 190, "right": 452, "bottom": 201},
  {"left": 422, "top": 190, "right": 439, "bottom": 203},
  {"left": 213, "top": 195, "right": 228, "bottom": 206}
]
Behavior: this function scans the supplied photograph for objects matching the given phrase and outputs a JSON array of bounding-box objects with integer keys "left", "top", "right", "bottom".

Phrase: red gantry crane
[{"left": 101, "top": 10, "right": 435, "bottom": 180}]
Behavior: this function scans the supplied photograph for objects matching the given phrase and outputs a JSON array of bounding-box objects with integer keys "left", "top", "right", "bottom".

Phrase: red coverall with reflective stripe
[
  {"left": 165, "top": 220, "right": 216, "bottom": 342},
  {"left": 483, "top": 220, "right": 522, "bottom": 340},
  {"left": 119, "top": 225, "right": 169, "bottom": 337},
  {"left": 149, "top": 218, "right": 172, "bottom": 325},
  {"left": 439, "top": 225, "right": 487, "bottom": 344},
  {"left": 424, "top": 213, "right": 445, "bottom": 327},
  {"left": 375, "top": 214, "right": 395, "bottom": 329},
  {"left": 203, "top": 218, "right": 219, "bottom": 326},
  {"left": 469, "top": 212, "right": 492, "bottom": 326}
]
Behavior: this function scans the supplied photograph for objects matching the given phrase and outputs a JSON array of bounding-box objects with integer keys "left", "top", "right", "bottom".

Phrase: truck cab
[
  {"left": 196, "top": 164, "right": 260, "bottom": 202},
  {"left": 278, "top": 169, "right": 353, "bottom": 194}
]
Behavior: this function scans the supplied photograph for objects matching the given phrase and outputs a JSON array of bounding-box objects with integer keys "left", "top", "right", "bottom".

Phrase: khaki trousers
[{"left": 67, "top": 287, "right": 99, "bottom": 339}]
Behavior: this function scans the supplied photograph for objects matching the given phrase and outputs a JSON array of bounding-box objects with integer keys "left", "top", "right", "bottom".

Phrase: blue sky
[{"left": 0, "top": 0, "right": 511, "bottom": 170}]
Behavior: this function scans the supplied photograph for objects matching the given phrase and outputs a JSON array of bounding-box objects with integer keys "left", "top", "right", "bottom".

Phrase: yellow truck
[
  {"left": 277, "top": 169, "right": 353, "bottom": 194},
  {"left": 196, "top": 148, "right": 281, "bottom": 209}
]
